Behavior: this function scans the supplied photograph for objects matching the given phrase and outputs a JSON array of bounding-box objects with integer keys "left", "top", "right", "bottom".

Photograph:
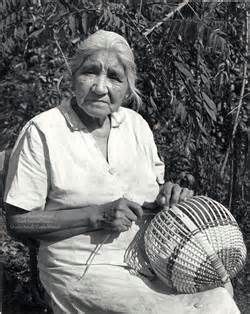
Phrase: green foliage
[{"left": 0, "top": 0, "right": 249, "bottom": 310}]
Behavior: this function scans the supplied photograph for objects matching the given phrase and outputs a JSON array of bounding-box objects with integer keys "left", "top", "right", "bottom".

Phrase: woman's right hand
[{"left": 92, "top": 198, "right": 143, "bottom": 233}]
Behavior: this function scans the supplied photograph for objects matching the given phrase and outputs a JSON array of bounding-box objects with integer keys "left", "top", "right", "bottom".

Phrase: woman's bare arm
[
  {"left": 5, "top": 198, "right": 143, "bottom": 242},
  {"left": 5, "top": 203, "right": 102, "bottom": 242}
]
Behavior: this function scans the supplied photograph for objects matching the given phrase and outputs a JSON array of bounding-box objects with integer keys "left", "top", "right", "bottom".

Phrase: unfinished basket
[{"left": 144, "top": 196, "right": 246, "bottom": 294}]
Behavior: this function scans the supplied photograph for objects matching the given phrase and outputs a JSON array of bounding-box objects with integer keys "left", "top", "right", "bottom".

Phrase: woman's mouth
[{"left": 86, "top": 99, "right": 109, "bottom": 105}]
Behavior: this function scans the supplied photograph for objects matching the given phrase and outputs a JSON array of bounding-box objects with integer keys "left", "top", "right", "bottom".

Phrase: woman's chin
[
  {"left": 88, "top": 110, "right": 111, "bottom": 119},
  {"left": 76, "top": 104, "right": 109, "bottom": 118}
]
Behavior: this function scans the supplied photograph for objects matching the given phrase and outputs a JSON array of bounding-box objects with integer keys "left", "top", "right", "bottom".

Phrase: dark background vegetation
[{"left": 0, "top": 0, "right": 249, "bottom": 313}]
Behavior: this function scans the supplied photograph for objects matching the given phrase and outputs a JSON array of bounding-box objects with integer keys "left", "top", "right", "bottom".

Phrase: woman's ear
[
  {"left": 121, "top": 92, "right": 131, "bottom": 108},
  {"left": 125, "top": 87, "right": 131, "bottom": 100}
]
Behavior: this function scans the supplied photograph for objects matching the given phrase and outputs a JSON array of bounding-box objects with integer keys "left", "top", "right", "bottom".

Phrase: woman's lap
[{"left": 40, "top": 265, "right": 240, "bottom": 314}]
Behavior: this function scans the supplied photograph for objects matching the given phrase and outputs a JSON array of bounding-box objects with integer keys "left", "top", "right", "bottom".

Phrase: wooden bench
[
  {"left": 0, "top": 150, "right": 9, "bottom": 314},
  {"left": 0, "top": 257, "right": 3, "bottom": 314},
  {"left": 0, "top": 150, "right": 51, "bottom": 312}
]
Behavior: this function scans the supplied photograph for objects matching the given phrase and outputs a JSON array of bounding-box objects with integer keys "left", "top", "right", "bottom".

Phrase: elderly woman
[{"left": 4, "top": 31, "right": 239, "bottom": 314}]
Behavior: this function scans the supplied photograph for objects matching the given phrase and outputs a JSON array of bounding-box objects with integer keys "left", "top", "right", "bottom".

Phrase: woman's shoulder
[
  {"left": 120, "top": 107, "right": 151, "bottom": 130},
  {"left": 30, "top": 106, "right": 63, "bottom": 128},
  {"left": 13, "top": 106, "right": 63, "bottom": 143},
  {"left": 28, "top": 99, "right": 73, "bottom": 133}
]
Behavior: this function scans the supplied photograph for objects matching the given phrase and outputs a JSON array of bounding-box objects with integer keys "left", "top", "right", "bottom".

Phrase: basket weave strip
[
  {"left": 144, "top": 196, "right": 247, "bottom": 293},
  {"left": 124, "top": 215, "right": 155, "bottom": 278},
  {"left": 194, "top": 197, "right": 225, "bottom": 222},
  {"left": 171, "top": 205, "right": 230, "bottom": 283},
  {"left": 186, "top": 197, "right": 232, "bottom": 223},
  {"left": 182, "top": 199, "right": 214, "bottom": 227}
]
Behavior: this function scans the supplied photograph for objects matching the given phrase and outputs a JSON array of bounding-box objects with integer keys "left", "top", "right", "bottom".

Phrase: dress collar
[{"left": 58, "top": 98, "right": 126, "bottom": 131}]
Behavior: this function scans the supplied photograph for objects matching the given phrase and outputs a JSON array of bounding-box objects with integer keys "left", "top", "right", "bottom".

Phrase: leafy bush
[{"left": 0, "top": 0, "right": 248, "bottom": 311}]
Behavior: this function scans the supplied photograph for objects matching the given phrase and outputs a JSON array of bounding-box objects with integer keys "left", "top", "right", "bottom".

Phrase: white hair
[{"left": 70, "top": 30, "right": 142, "bottom": 109}]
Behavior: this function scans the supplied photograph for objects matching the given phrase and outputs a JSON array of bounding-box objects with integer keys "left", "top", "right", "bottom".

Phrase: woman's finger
[
  {"left": 119, "top": 225, "right": 129, "bottom": 232},
  {"left": 162, "top": 182, "right": 174, "bottom": 207},
  {"left": 156, "top": 195, "right": 166, "bottom": 206},
  {"left": 109, "top": 217, "right": 132, "bottom": 232},
  {"left": 179, "top": 187, "right": 191, "bottom": 202},
  {"left": 187, "top": 189, "right": 194, "bottom": 198},
  {"left": 127, "top": 201, "right": 143, "bottom": 219},
  {"left": 170, "top": 184, "right": 182, "bottom": 207},
  {"left": 121, "top": 217, "right": 132, "bottom": 228},
  {"left": 125, "top": 209, "right": 138, "bottom": 222},
  {"left": 156, "top": 182, "right": 194, "bottom": 208}
]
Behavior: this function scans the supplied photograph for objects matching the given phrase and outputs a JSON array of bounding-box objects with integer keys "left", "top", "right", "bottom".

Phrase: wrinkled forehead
[
  {"left": 80, "top": 50, "right": 125, "bottom": 72},
  {"left": 71, "top": 31, "right": 134, "bottom": 79}
]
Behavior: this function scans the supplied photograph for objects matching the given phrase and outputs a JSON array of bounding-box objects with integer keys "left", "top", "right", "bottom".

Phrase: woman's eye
[
  {"left": 80, "top": 66, "right": 99, "bottom": 75},
  {"left": 82, "top": 70, "right": 95, "bottom": 75},
  {"left": 108, "top": 72, "right": 123, "bottom": 82}
]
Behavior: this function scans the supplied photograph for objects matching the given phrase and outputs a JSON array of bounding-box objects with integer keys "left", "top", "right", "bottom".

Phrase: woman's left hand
[{"left": 156, "top": 181, "right": 194, "bottom": 208}]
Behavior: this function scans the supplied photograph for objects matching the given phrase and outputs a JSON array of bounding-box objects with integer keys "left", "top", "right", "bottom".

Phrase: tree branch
[
  {"left": 143, "top": 0, "right": 190, "bottom": 37},
  {"left": 220, "top": 8, "right": 248, "bottom": 179},
  {"left": 53, "top": 30, "right": 72, "bottom": 75}
]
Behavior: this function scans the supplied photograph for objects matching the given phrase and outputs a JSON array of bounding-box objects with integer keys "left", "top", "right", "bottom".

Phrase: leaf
[
  {"left": 81, "top": 11, "right": 88, "bottom": 34},
  {"left": 68, "top": 13, "right": 76, "bottom": 36},
  {"left": 71, "top": 37, "right": 80, "bottom": 44},
  {"left": 113, "top": 15, "right": 121, "bottom": 28},
  {"left": 201, "top": 134, "right": 208, "bottom": 145},
  {"left": 208, "top": 29, "right": 228, "bottom": 54},
  {"left": 196, "top": 117, "right": 208, "bottom": 136},
  {"left": 28, "top": 26, "right": 45, "bottom": 38},
  {"left": 203, "top": 103, "right": 217, "bottom": 121},
  {"left": 175, "top": 102, "right": 187, "bottom": 123},
  {"left": 201, "top": 92, "right": 217, "bottom": 121},
  {"left": 149, "top": 96, "right": 158, "bottom": 110},
  {"left": 201, "top": 74, "right": 210, "bottom": 87},
  {"left": 174, "top": 61, "right": 193, "bottom": 80},
  {"left": 201, "top": 92, "right": 216, "bottom": 111}
]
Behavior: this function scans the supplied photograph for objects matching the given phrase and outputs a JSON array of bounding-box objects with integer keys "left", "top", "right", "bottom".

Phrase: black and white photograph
[{"left": 0, "top": 0, "right": 249, "bottom": 313}]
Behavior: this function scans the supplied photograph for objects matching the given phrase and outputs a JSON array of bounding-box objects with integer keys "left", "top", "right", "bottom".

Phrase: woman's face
[{"left": 73, "top": 50, "right": 128, "bottom": 119}]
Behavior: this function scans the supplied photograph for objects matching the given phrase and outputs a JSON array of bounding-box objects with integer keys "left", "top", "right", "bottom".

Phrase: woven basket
[{"left": 144, "top": 196, "right": 246, "bottom": 294}]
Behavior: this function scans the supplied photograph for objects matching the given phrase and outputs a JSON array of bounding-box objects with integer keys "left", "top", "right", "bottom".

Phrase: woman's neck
[{"left": 71, "top": 98, "right": 110, "bottom": 132}]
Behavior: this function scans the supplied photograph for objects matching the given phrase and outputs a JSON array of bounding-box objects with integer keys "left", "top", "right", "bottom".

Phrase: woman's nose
[{"left": 93, "top": 75, "right": 108, "bottom": 95}]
